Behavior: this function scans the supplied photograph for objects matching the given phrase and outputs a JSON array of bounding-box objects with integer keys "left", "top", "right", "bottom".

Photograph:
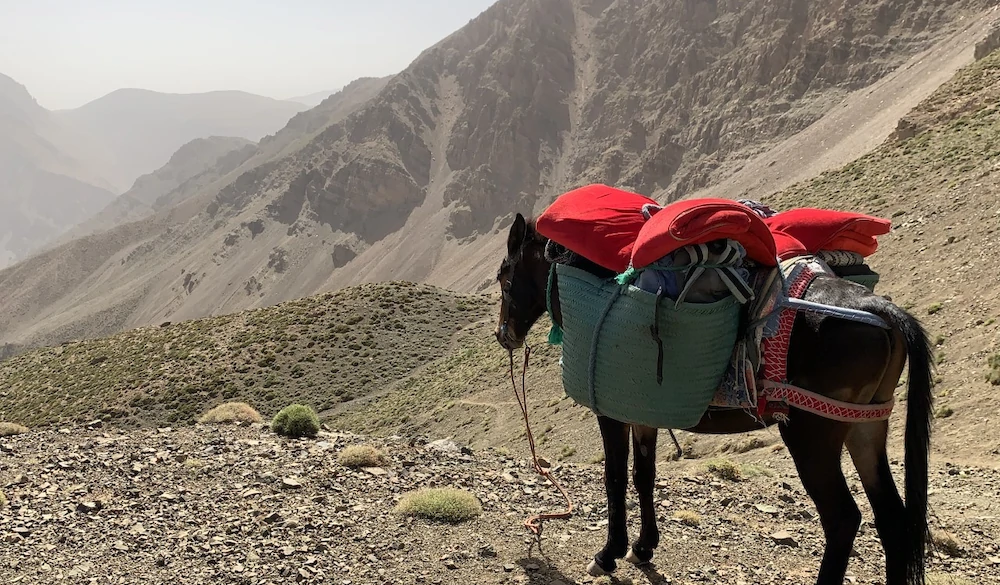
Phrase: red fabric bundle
[
  {"left": 535, "top": 184, "right": 657, "bottom": 273},
  {"left": 763, "top": 208, "right": 891, "bottom": 257},
  {"left": 771, "top": 229, "right": 809, "bottom": 261},
  {"left": 630, "top": 198, "right": 778, "bottom": 268}
]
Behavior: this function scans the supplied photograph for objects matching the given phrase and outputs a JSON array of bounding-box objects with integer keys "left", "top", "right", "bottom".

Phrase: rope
[
  {"left": 509, "top": 345, "right": 574, "bottom": 536},
  {"left": 588, "top": 284, "right": 622, "bottom": 413}
]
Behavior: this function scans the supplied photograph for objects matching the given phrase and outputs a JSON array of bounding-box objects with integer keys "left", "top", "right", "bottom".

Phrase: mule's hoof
[
  {"left": 625, "top": 548, "right": 651, "bottom": 566},
  {"left": 587, "top": 559, "right": 611, "bottom": 577}
]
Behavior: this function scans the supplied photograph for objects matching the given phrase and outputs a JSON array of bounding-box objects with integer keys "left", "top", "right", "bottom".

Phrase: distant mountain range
[
  {"left": 0, "top": 78, "right": 309, "bottom": 267},
  {"left": 286, "top": 89, "right": 342, "bottom": 107}
]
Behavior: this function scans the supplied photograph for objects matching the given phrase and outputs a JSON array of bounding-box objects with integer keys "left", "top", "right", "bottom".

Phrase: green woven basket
[{"left": 556, "top": 263, "right": 742, "bottom": 430}]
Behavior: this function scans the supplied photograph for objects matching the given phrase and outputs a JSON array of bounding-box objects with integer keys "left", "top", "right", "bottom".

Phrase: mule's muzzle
[{"left": 495, "top": 322, "right": 524, "bottom": 351}]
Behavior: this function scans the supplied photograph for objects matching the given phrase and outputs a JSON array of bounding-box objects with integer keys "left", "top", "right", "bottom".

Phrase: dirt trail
[{"left": 688, "top": 9, "right": 1000, "bottom": 204}]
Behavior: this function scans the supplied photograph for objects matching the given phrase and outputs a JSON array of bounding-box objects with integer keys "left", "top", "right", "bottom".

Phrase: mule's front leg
[
  {"left": 588, "top": 415, "right": 631, "bottom": 576},
  {"left": 626, "top": 425, "right": 659, "bottom": 566}
]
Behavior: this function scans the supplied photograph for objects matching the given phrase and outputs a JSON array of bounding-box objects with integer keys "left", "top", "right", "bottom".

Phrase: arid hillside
[
  {"left": 7, "top": 31, "right": 1000, "bottom": 463},
  {"left": 1, "top": 0, "right": 994, "bottom": 351}
]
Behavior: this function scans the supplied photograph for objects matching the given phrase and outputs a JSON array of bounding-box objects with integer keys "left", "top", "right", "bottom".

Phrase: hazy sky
[{"left": 0, "top": 0, "right": 497, "bottom": 110}]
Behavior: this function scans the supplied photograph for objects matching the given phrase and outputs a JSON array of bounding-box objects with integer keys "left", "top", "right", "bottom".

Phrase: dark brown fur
[{"left": 495, "top": 213, "right": 934, "bottom": 585}]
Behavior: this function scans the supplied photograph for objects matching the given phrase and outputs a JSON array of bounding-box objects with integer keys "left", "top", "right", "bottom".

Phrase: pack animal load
[{"left": 535, "top": 184, "right": 893, "bottom": 429}]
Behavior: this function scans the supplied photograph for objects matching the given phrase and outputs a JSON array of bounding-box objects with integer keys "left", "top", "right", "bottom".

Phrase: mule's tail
[{"left": 856, "top": 295, "right": 934, "bottom": 585}]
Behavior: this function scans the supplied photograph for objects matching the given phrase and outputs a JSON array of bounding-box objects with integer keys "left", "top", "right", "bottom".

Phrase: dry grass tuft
[
  {"left": 724, "top": 435, "right": 769, "bottom": 454},
  {"left": 394, "top": 488, "right": 482, "bottom": 523},
  {"left": 930, "top": 529, "right": 965, "bottom": 557},
  {"left": 338, "top": 445, "right": 387, "bottom": 468},
  {"left": 0, "top": 422, "right": 29, "bottom": 437},
  {"left": 705, "top": 458, "right": 741, "bottom": 481},
  {"left": 927, "top": 573, "right": 976, "bottom": 585},
  {"left": 673, "top": 509, "right": 702, "bottom": 526},
  {"left": 197, "top": 402, "right": 262, "bottom": 425},
  {"left": 593, "top": 578, "right": 633, "bottom": 585},
  {"left": 987, "top": 354, "right": 1000, "bottom": 386}
]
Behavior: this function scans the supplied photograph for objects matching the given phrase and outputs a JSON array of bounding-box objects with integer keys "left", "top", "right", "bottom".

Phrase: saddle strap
[{"left": 758, "top": 381, "right": 895, "bottom": 423}]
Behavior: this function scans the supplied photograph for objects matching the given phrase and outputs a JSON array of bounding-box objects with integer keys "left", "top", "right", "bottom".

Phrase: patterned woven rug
[{"left": 708, "top": 256, "right": 830, "bottom": 410}]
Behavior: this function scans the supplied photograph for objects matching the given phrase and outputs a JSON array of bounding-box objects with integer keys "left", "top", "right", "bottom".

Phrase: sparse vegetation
[
  {"left": 673, "top": 510, "right": 702, "bottom": 526},
  {"left": 271, "top": 404, "right": 320, "bottom": 438},
  {"left": 723, "top": 435, "right": 769, "bottom": 454},
  {"left": 928, "top": 303, "right": 944, "bottom": 315},
  {"left": 338, "top": 444, "right": 387, "bottom": 468},
  {"left": 393, "top": 488, "right": 482, "bottom": 523},
  {"left": 197, "top": 402, "right": 262, "bottom": 425},
  {"left": 930, "top": 529, "right": 965, "bottom": 557},
  {"left": 987, "top": 354, "right": 1000, "bottom": 386},
  {"left": 0, "top": 422, "right": 29, "bottom": 437},
  {"left": 935, "top": 406, "right": 955, "bottom": 419},
  {"left": 0, "top": 282, "right": 492, "bottom": 429},
  {"left": 705, "top": 458, "right": 742, "bottom": 481},
  {"left": 558, "top": 445, "right": 576, "bottom": 460},
  {"left": 184, "top": 458, "right": 206, "bottom": 471},
  {"left": 926, "top": 574, "right": 976, "bottom": 585},
  {"left": 593, "top": 577, "right": 633, "bottom": 585}
]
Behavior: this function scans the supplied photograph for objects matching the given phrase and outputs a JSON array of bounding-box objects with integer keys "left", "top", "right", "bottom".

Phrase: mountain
[
  {"left": 0, "top": 0, "right": 995, "bottom": 351},
  {"left": 0, "top": 73, "right": 119, "bottom": 267},
  {"left": 61, "top": 136, "right": 256, "bottom": 241},
  {"left": 287, "top": 88, "right": 342, "bottom": 107},
  {"left": 54, "top": 89, "right": 308, "bottom": 190}
]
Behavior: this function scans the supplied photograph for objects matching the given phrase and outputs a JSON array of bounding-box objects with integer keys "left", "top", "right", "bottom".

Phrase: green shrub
[
  {"left": 271, "top": 404, "right": 320, "bottom": 438},
  {"left": 394, "top": 488, "right": 482, "bottom": 523}
]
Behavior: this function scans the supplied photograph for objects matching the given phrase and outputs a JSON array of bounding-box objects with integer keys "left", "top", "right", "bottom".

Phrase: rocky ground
[{"left": 2, "top": 424, "right": 998, "bottom": 585}]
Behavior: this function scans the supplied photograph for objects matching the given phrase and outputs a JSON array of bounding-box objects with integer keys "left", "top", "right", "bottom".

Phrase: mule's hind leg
[
  {"left": 626, "top": 425, "right": 659, "bottom": 566},
  {"left": 781, "top": 413, "right": 861, "bottom": 585},
  {"left": 588, "top": 415, "right": 631, "bottom": 576},
  {"left": 847, "top": 420, "right": 908, "bottom": 584}
]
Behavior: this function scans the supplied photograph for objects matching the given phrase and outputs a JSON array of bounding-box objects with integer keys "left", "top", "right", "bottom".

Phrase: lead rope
[{"left": 509, "top": 345, "right": 574, "bottom": 536}]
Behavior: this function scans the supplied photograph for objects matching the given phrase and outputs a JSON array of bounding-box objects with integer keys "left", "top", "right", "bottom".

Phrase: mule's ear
[{"left": 507, "top": 213, "right": 527, "bottom": 256}]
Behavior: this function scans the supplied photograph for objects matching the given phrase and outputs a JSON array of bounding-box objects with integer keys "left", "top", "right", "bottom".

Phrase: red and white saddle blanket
[{"left": 710, "top": 255, "right": 896, "bottom": 423}]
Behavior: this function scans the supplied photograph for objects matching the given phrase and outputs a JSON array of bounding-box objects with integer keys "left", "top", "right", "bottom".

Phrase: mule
[{"left": 494, "top": 213, "right": 934, "bottom": 585}]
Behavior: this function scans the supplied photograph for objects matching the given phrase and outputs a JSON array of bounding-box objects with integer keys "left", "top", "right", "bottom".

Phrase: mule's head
[{"left": 494, "top": 213, "right": 552, "bottom": 351}]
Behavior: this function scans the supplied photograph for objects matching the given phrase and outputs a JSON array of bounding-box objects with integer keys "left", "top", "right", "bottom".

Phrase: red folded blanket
[
  {"left": 535, "top": 184, "right": 657, "bottom": 273},
  {"left": 764, "top": 208, "right": 891, "bottom": 257},
  {"left": 630, "top": 198, "right": 778, "bottom": 268}
]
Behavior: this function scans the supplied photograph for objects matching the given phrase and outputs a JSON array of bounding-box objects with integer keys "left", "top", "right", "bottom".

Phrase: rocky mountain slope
[
  {"left": 286, "top": 88, "right": 341, "bottom": 107},
  {"left": 6, "top": 36, "right": 1000, "bottom": 465},
  {"left": 61, "top": 136, "right": 256, "bottom": 241},
  {"left": 1, "top": 0, "right": 994, "bottom": 352}
]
